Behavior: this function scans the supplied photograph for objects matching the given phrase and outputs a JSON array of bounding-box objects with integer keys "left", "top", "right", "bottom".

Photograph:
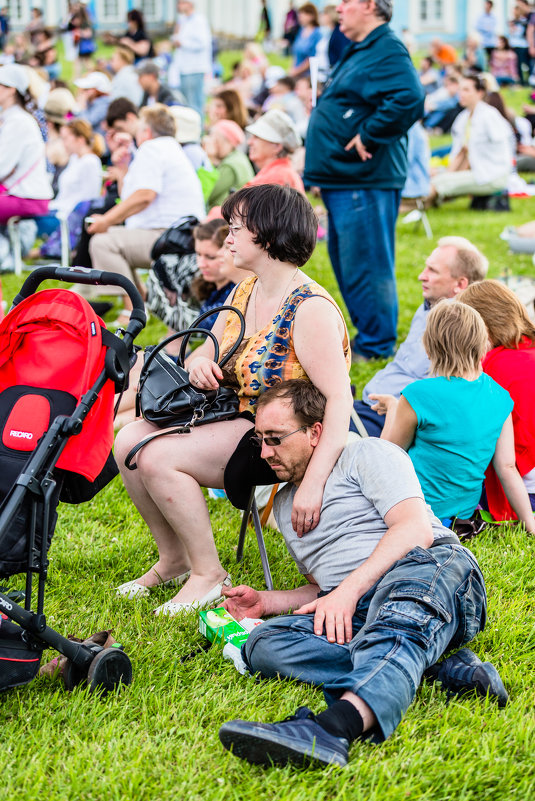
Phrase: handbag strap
[
  {"left": 179, "top": 305, "right": 245, "bottom": 368},
  {"left": 5, "top": 157, "right": 42, "bottom": 193},
  {"left": 124, "top": 423, "right": 192, "bottom": 471},
  {"left": 139, "top": 327, "right": 220, "bottom": 389}
]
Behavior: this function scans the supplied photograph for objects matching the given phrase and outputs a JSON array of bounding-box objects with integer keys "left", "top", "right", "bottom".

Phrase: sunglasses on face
[{"left": 251, "top": 425, "right": 307, "bottom": 448}]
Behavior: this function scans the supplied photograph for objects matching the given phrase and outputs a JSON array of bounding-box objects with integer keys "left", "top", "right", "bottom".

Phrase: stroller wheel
[
  {"left": 87, "top": 647, "right": 133, "bottom": 694},
  {"left": 63, "top": 658, "right": 89, "bottom": 691}
]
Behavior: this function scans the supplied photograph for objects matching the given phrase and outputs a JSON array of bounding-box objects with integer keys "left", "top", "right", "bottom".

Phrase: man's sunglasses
[{"left": 250, "top": 425, "right": 307, "bottom": 448}]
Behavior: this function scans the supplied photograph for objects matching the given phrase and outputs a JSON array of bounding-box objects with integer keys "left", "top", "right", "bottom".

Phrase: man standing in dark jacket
[{"left": 304, "top": 0, "right": 424, "bottom": 361}]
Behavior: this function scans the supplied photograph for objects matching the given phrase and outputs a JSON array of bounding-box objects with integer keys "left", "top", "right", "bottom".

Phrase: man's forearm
[
  {"left": 259, "top": 582, "right": 319, "bottom": 616},
  {"left": 337, "top": 518, "right": 433, "bottom": 603},
  {"left": 102, "top": 190, "right": 155, "bottom": 226}
]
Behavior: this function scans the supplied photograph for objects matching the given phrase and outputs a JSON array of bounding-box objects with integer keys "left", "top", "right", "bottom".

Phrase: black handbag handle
[
  {"left": 178, "top": 305, "right": 245, "bottom": 368},
  {"left": 140, "top": 327, "right": 220, "bottom": 384}
]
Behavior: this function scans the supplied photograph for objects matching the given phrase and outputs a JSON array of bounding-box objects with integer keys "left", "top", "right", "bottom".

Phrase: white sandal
[
  {"left": 116, "top": 571, "right": 191, "bottom": 600},
  {"left": 154, "top": 575, "right": 232, "bottom": 617}
]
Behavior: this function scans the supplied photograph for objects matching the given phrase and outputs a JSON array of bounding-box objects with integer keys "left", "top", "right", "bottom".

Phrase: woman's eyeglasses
[
  {"left": 250, "top": 426, "right": 307, "bottom": 448},
  {"left": 228, "top": 223, "right": 244, "bottom": 236}
]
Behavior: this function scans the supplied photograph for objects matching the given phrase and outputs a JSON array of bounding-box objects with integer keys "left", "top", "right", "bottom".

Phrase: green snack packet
[{"left": 198, "top": 607, "right": 250, "bottom": 648}]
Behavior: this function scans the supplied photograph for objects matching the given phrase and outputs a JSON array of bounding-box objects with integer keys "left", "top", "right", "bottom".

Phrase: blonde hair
[
  {"left": 423, "top": 300, "right": 488, "bottom": 377},
  {"left": 458, "top": 279, "right": 535, "bottom": 348},
  {"left": 62, "top": 118, "right": 105, "bottom": 157},
  {"left": 115, "top": 45, "right": 135, "bottom": 65}
]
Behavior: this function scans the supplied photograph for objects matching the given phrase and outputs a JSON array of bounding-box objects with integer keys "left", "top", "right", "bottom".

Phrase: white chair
[
  {"left": 401, "top": 198, "right": 433, "bottom": 240},
  {"left": 7, "top": 213, "right": 70, "bottom": 275}
]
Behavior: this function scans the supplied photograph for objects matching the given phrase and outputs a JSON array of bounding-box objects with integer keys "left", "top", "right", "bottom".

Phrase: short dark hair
[
  {"left": 127, "top": 9, "right": 146, "bottom": 30},
  {"left": 106, "top": 97, "right": 138, "bottom": 127},
  {"left": 276, "top": 76, "right": 296, "bottom": 91},
  {"left": 221, "top": 185, "right": 317, "bottom": 267},
  {"left": 463, "top": 71, "right": 487, "bottom": 92},
  {"left": 256, "top": 379, "right": 326, "bottom": 426}
]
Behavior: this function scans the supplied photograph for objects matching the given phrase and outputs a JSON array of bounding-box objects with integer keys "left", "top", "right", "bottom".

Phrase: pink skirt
[{"left": 0, "top": 196, "right": 50, "bottom": 225}]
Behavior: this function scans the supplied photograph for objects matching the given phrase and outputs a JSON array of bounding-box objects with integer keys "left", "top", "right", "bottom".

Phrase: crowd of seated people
[
  {"left": 2, "top": 3, "right": 535, "bottom": 774},
  {"left": 0, "top": 3, "right": 534, "bottom": 614}
]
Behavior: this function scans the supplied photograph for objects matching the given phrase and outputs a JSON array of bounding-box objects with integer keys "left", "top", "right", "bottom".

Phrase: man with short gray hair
[
  {"left": 87, "top": 104, "right": 205, "bottom": 320},
  {"left": 137, "top": 61, "right": 183, "bottom": 107},
  {"left": 354, "top": 236, "right": 489, "bottom": 436}
]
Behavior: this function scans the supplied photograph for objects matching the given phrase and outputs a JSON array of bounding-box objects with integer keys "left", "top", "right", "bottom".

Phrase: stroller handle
[{"left": 13, "top": 266, "right": 146, "bottom": 337}]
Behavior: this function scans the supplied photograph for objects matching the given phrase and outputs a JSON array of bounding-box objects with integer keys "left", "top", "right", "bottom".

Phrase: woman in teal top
[{"left": 370, "top": 300, "right": 535, "bottom": 531}]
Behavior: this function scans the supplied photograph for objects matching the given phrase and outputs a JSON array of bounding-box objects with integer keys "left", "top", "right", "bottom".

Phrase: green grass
[
  {"left": 1, "top": 196, "right": 535, "bottom": 799},
  {"left": 4, "top": 38, "right": 535, "bottom": 795}
]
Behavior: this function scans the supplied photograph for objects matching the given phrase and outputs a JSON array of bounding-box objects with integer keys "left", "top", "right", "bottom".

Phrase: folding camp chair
[{"left": 236, "top": 486, "right": 279, "bottom": 591}]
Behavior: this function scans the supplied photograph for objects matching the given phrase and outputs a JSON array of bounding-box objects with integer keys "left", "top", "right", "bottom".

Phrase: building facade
[{"left": 5, "top": 0, "right": 512, "bottom": 44}]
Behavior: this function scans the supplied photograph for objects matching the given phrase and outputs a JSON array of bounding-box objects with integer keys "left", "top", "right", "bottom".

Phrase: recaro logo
[{"left": 10, "top": 430, "right": 33, "bottom": 440}]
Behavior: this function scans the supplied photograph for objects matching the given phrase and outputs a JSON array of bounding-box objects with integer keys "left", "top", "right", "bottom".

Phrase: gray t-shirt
[{"left": 273, "top": 438, "right": 452, "bottom": 591}]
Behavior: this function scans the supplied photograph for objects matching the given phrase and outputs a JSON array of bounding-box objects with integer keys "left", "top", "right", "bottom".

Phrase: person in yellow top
[{"left": 114, "top": 184, "right": 352, "bottom": 616}]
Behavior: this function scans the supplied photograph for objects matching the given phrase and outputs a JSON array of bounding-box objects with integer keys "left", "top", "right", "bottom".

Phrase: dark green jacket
[{"left": 304, "top": 23, "right": 425, "bottom": 190}]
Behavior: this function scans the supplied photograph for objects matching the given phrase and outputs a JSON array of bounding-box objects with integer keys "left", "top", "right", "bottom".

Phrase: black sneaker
[
  {"left": 425, "top": 648, "right": 508, "bottom": 707},
  {"left": 219, "top": 706, "right": 349, "bottom": 768}
]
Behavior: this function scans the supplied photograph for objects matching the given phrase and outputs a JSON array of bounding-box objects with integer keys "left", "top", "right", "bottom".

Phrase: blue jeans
[
  {"left": 351, "top": 399, "right": 385, "bottom": 438},
  {"left": 179, "top": 72, "right": 205, "bottom": 119},
  {"left": 321, "top": 187, "right": 399, "bottom": 359},
  {"left": 243, "top": 543, "right": 486, "bottom": 741}
]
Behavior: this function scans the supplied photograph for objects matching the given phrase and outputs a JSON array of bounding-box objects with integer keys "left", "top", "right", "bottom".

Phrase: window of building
[
  {"left": 8, "top": 0, "right": 28, "bottom": 25},
  {"left": 141, "top": 0, "right": 161, "bottom": 21},
  {"left": 96, "top": 0, "right": 123, "bottom": 24},
  {"left": 419, "top": 0, "right": 444, "bottom": 26}
]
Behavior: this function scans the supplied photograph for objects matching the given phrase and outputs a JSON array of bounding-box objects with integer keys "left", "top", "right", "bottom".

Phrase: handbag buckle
[{"left": 192, "top": 407, "right": 205, "bottom": 424}]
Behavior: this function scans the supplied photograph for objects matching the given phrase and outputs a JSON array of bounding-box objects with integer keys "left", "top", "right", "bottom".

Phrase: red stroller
[{"left": 0, "top": 265, "right": 146, "bottom": 693}]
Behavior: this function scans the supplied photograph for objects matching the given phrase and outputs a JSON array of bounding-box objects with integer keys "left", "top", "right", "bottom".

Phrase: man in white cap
[
  {"left": 74, "top": 71, "right": 112, "bottom": 135},
  {"left": 168, "top": 104, "right": 212, "bottom": 171}
]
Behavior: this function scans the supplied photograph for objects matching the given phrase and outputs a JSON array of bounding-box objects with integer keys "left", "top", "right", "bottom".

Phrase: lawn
[
  {"left": 3, "top": 36, "right": 535, "bottom": 796},
  {"left": 0, "top": 194, "right": 534, "bottom": 800}
]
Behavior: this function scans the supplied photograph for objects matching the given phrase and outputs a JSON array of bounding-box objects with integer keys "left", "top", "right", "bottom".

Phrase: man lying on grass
[{"left": 219, "top": 379, "right": 507, "bottom": 769}]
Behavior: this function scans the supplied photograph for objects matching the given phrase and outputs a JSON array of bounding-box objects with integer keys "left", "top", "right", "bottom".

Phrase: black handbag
[
  {"left": 150, "top": 215, "right": 199, "bottom": 260},
  {"left": 124, "top": 305, "right": 245, "bottom": 470}
]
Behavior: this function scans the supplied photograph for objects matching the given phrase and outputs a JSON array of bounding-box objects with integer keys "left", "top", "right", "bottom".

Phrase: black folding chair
[{"left": 236, "top": 487, "right": 274, "bottom": 590}]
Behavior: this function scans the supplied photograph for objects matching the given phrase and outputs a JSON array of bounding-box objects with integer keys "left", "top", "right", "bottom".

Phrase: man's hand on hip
[
  {"left": 294, "top": 583, "right": 358, "bottom": 645},
  {"left": 345, "top": 133, "right": 372, "bottom": 161}
]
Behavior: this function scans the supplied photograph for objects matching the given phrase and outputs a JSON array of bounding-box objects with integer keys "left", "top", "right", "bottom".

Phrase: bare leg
[
  {"left": 341, "top": 691, "right": 376, "bottom": 732},
  {"left": 515, "top": 220, "right": 535, "bottom": 237},
  {"left": 115, "top": 416, "right": 254, "bottom": 603}
]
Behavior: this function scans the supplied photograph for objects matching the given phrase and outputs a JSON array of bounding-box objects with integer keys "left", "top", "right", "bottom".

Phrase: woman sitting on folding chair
[
  {"left": 0, "top": 64, "right": 52, "bottom": 224},
  {"left": 114, "top": 184, "right": 352, "bottom": 616}
]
